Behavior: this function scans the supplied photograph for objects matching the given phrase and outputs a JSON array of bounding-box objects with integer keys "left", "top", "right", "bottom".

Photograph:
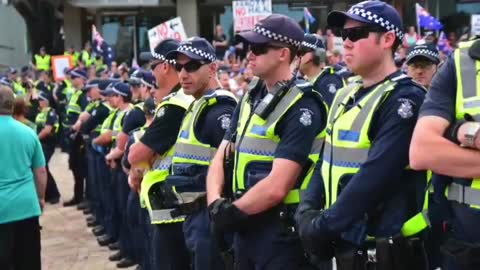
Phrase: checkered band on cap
[
  {"left": 177, "top": 45, "right": 216, "bottom": 62},
  {"left": 301, "top": 41, "right": 317, "bottom": 50},
  {"left": 348, "top": 7, "right": 404, "bottom": 40},
  {"left": 407, "top": 48, "right": 439, "bottom": 60},
  {"left": 253, "top": 26, "right": 302, "bottom": 47},
  {"left": 151, "top": 51, "right": 176, "bottom": 64}
]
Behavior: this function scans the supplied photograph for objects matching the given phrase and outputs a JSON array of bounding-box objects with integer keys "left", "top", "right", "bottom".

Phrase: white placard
[
  {"left": 233, "top": 0, "right": 272, "bottom": 32},
  {"left": 471, "top": 14, "right": 480, "bottom": 36},
  {"left": 148, "top": 17, "right": 187, "bottom": 52}
]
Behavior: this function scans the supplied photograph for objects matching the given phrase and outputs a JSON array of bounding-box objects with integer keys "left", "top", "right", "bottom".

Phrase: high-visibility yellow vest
[
  {"left": 64, "top": 51, "right": 80, "bottom": 66},
  {"left": 66, "top": 90, "right": 83, "bottom": 116},
  {"left": 321, "top": 75, "right": 430, "bottom": 238},
  {"left": 35, "top": 54, "right": 51, "bottom": 71},
  {"left": 138, "top": 90, "right": 193, "bottom": 224},
  {"left": 35, "top": 107, "right": 59, "bottom": 134},
  {"left": 81, "top": 50, "right": 94, "bottom": 67},
  {"left": 112, "top": 104, "right": 133, "bottom": 142},
  {"left": 448, "top": 40, "right": 480, "bottom": 209},
  {"left": 234, "top": 82, "right": 326, "bottom": 204}
]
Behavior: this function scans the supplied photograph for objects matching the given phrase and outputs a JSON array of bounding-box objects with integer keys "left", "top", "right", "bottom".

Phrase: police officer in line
[
  {"left": 82, "top": 81, "right": 117, "bottom": 240},
  {"left": 295, "top": 2, "right": 430, "bottom": 269},
  {"left": 403, "top": 43, "right": 445, "bottom": 270},
  {"left": 64, "top": 68, "right": 90, "bottom": 207},
  {"left": 410, "top": 35, "right": 480, "bottom": 270},
  {"left": 35, "top": 91, "right": 61, "bottom": 204},
  {"left": 103, "top": 82, "right": 137, "bottom": 269},
  {"left": 113, "top": 71, "right": 154, "bottom": 268},
  {"left": 128, "top": 39, "right": 193, "bottom": 270},
  {"left": 34, "top": 46, "right": 51, "bottom": 71},
  {"left": 92, "top": 83, "right": 121, "bottom": 249},
  {"left": 75, "top": 79, "right": 117, "bottom": 225},
  {"left": 299, "top": 33, "right": 345, "bottom": 106},
  {"left": 164, "top": 37, "right": 237, "bottom": 270},
  {"left": 206, "top": 14, "right": 327, "bottom": 269},
  {"left": 405, "top": 43, "right": 440, "bottom": 89},
  {"left": 128, "top": 69, "right": 144, "bottom": 102},
  {"left": 122, "top": 97, "right": 157, "bottom": 270}
]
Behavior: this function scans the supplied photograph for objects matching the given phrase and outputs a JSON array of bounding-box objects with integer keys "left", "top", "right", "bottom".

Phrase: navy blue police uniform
[
  {"left": 297, "top": 2, "right": 430, "bottom": 269},
  {"left": 37, "top": 91, "right": 61, "bottom": 203},
  {"left": 209, "top": 15, "right": 328, "bottom": 270},
  {"left": 419, "top": 42, "right": 480, "bottom": 269},
  {"left": 136, "top": 39, "right": 192, "bottom": 270},
  {"left": 165, "top": 38, "right": 237, "bottom": 270}
]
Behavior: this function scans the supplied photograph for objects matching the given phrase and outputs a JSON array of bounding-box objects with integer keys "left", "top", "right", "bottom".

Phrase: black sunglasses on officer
[
  {"left": 173, "top": 60, "right": 210, "bottom": 73},
  {"left": 340, "top": 25, "right": 387, "bottom": 42}
]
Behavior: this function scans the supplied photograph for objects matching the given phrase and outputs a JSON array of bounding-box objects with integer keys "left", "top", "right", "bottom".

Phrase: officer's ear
[
  {"left": 208, "top": 62, "right": 218, "bottom": 77},
  {"left": 380, "top": 31, "right": 397, "bottom": 51},
  {"left": 278, "top": 47, "right": 293, "bottom": 64}
]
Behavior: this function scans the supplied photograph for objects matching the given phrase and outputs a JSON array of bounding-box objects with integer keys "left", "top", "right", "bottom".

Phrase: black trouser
[
  {"left": 43, "top": 142, "right": 60, "bottom": 201},
  {"left": 68, "top": 134, "right": 86, "bottom": 201},
  {"left": 0, "top": 217, "right": 41, "bottom": 270}
]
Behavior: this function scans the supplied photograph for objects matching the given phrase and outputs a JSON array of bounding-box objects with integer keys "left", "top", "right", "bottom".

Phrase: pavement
[{"left": 41, "top": 149, "right": 136, "bottom": 270}]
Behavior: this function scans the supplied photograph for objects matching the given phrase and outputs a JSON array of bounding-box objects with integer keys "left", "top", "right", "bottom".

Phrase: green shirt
[{"left": 0, "top": 116, "right": 45, "bottom": 224}]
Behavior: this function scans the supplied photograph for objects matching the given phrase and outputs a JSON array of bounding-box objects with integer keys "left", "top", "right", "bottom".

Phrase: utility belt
[
  {"left": 234, "top": 189, "right": 298, "bottom": 234},
  {"left": 441, "top": 238, "right": 480, "bottom": 269},
  {"left": 335, "top": 235, "right": 428, "bottom": 270},
  {"left": 147, "top": 180, "right": 207, "bottom": 224}
]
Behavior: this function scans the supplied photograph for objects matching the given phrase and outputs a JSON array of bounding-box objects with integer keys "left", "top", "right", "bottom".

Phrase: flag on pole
[
  {"left": 437, "top": 31, "right": 453, "bottom": 56},
  {"left": 415, "top": 3, "right": 443, "bottom": 30},
  {"left": 91, "top": 25, "right": 115, "bottom": 67},
  {"left": 304, "top": 7, "right": 316, "bottom": 33}
]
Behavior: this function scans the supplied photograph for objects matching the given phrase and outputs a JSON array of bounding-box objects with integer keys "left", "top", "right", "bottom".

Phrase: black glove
[
  {"left": 208, "top": 198, "right": 248, "bottom": 232},
  {"left": 297, "top": 209, "right": 335, "bottom": 261}
]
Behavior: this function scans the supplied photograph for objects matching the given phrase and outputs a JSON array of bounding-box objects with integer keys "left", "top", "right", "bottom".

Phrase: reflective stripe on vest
[
  {"left": 35, "top": 54, "right": 51, "bottom": 71},
  {"left": 35, "top": 107, "right": 59, "bottom": 134},
  {"left": 100, "top": 109, "right": 118, "bottom": 134},
  {"left": 452, "top": 40, "right": 480, "bottom": 209},
  {"left": 172, "top": 90, "right": 236, "bottom": 166},
  {"left": 140, "top": 89, "right": 193, "bottom": 224},
  {"left": 234, "top": 84, "right": 326, "bottom": 204},
  {"left": 112, "top": 105, "right": 133, "bottom": 140},
  {"left": 321, "top": 76, "right": 430, "bottom": 237},
  {"left": 66, "top": 90, "right": 83, "bottom": 115}
]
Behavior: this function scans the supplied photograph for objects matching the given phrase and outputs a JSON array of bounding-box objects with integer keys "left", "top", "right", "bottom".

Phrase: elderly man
[{"left": 0, "top": 86, "right": 47, "bottom": 270}]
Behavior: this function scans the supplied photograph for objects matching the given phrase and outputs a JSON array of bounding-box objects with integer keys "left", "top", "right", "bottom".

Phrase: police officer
[
  {"left": 104, "top": 82, "right": 137, "bottom": 268},
  {"left": 35, "top": 91, "right": 61, "bottom": 204},
  {"left": 404, "top": 43, "right": 444, "bottom": 270},
  {"left": 64, "top": 68, "right": 89, "bottom": 206},
  {"left": 65, "top": 45, "right": 80, "bottom": 67},
  {"left": 410, "top": 37, "right": 480, "bottom": 270},
  {"left": 122, "top": 97, "right": 157, "bottom": 270},
  {"left": 92, "top": 83, "right": 120, "bottom": 248},
  {"left": 165, "top": 37, "right": 237, "bottom": 270},
  {"left": 81, "top": 42, "right": 94, "bottom": 68},
  {"left": 76, "top": 80, "right": 118, "bottom": 224},
  {"left": 299, "top": 34, "right": 345, "bottom": 106},
  {"left": 405, "top": 43, "right": 440, "bottom": 89},
  {"left": 295, "top": 2, "right": 429, "bottom": 270},
  {"left": 128, "top": 39, "right": 193, "bottom": 270},
  {"left": 34, "top": 46, "right": 51, "bottom": 71},
  {"left": 207, "top": 14, "right": 327, "bottom": 269}
]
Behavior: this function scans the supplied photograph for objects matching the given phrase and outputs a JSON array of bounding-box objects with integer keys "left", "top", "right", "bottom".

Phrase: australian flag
[
  {"left": 438, "top": 31, "right": 453, "bottom": 56},
  {"left": 304, "top": 7, "right": 316, "bottom": 33},
  {"left": 416, "top": 3, "right": 443, "bottom": 30},
  {"left": 92, "top": 25, "right": 116, "bottom": 67}
]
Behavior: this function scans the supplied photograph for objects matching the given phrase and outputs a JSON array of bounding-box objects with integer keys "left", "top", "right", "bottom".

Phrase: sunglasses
[
  {"left": 250, "top": 44, "right": 284, "bottom": 56},
  {"left": 340, "top": 26, "right": 386, "bottom": 42},
  {"left": 408, "top": 60, "right": 436, "bottom": 69},
  {"left": 150, "top": 60, "right": 164, "bottom": 70},
  {"left": 174, "top": 61, "right": 207, "bottom": 73}
]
